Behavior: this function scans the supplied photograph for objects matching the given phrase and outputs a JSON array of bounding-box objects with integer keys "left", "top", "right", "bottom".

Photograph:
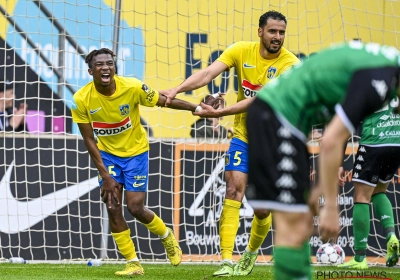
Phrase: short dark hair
[
  {"left": 85, "top": 48, "right": 116, "bottom": 68},
  {"left": 259, "top": 10, "right": 287, "bottom": 28}
]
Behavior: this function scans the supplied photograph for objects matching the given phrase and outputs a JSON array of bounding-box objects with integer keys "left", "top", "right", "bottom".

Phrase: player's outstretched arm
[
  {"left": 194, "top": 96, "right": 255, "bottom": 118},
  {"left": 159, "top": 61, "right": 228, "bottom": 106},
  {"left": 156, "top": 94, "right": 198, "bottom": 112},
  {"left": 77, "top": 123, "right": 119, "bottom": 208},
  {"left": 317, "top": 115, "right": 351, "bottom": 241}
]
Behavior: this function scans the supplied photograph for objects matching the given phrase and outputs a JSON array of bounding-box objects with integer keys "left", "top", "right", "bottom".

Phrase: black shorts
[
  {"left": 246, "top": 98, "right": 310, "bottom": 213},
  {"left": 352, "top": 145, "right": 400, "bottom": 186}
]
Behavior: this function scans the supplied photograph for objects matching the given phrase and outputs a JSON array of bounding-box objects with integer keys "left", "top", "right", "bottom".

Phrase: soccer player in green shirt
[{"left": 195, "top": 41, "right": 400, "bottom": 279}]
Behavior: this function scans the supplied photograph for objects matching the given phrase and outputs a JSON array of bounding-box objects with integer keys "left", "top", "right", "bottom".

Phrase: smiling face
[
  {"left": 88, "top": 53, "right": 116, "bottom": 87},
  {"left": 258, "top": 19, "right": 286, "bottom": 54}
]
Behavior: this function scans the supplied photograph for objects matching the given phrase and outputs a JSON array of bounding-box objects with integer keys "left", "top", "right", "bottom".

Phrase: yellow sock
[
  {"left": 220, "top": 199, "right": 241, "bottom": 260},
  {"left": 247, "top": 213, "right": 272, "bottom": 253},
  {"left": 111, "top": 228, "right": 137, "bottom": 261},
  {"left": 144, "top": 213, "right": 168, "bottom": 237}
]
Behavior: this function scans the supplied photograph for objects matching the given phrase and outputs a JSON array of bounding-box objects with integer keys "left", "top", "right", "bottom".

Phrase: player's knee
[
  {"left": 225, "top": 186, "right": 244, "bottom": 201},
  {"left": 254, "top": 209, "right": 271, "bottom": 219},
  {"left": 106, "top": 204, "right": 123, "bottom": 218},
  {"left": 127, "top": 203, "right": 146, "bottom": 219}
]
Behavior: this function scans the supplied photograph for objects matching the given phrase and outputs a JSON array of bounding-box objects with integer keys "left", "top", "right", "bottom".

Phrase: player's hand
[
  {"left": 319, "top": 204, "right": 340, "bottom": 242},
  {"left": 159, "top": 89, "right": 178, "bottom": 107},
  {"left": 205, "top": 93, "right": 225, "bottom": 109},
  {"left": 193, "top": 93, "right": 225, "bottom": 118},
  {"left": 193, "top": 102, "right": 219, "bottom": 118},
  {"left": 100, "top": 176, "right": 120, "bottom": 209},
  {"left": 338, "top": 166, "right": 345, "bottom": 187}
]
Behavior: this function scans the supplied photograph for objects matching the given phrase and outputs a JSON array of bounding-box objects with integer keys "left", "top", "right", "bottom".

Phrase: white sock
[
  {"left": 222, "top": 259, "right": 233, "bottom": 265},
  {"left": 159, "top": 229, "right": 169, "bottom": 239}
]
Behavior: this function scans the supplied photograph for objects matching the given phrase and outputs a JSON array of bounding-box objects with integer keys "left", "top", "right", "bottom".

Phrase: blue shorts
[
  {"left": 98, "top": 151, "right": 149, "bottom": 192},
  {"left": 225, "top": 138, "right": 248, "bottom": 173}
]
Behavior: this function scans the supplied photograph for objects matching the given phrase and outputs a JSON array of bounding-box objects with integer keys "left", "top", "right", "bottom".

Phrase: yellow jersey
[
  {"left": 217, "top": 41, "right": 299, "bottom": 143},
  {"left": 71, "top": 75, "right": 159, "bottom": 157}
]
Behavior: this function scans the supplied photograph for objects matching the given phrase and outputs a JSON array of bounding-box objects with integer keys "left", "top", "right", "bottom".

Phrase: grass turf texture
[{"left": 1, "top": 263, "right": 400, "bottom": 280}]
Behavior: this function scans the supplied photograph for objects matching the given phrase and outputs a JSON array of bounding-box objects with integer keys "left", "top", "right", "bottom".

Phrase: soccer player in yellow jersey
[
  {"left": 161, "top": 11, "right": 299, "bottom": 277},
  {"left": 71, "top": 48, "right": 207, "bottom": 276}
]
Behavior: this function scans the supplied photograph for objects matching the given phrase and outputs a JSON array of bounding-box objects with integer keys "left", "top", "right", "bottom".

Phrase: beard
[{"left": 262, "top": 38, "right": 283, "bottom": 54}]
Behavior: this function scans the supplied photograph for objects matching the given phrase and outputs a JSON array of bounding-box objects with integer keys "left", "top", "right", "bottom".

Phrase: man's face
[
  {"left": 88, "top": 54, "right": 116, "bottom": 86},
  {"left": 258, "top": 19, "right": 286, "bottom": 54}
]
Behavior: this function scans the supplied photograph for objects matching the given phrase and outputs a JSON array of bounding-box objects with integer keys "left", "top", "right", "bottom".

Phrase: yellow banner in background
[
  {"left": 0, "top": 0, "right": 17, "bottom": 37},
  {"left": 2, "top": 0, "right": 399, "bottom": 138},
  {"left": 101, "top": 0, "right": 400, "bottom": 138}
]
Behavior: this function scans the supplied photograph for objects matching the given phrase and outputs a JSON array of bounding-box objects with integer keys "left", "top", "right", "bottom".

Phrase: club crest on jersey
[
  {"left": 267, "top": 67, "right": 277, "bottom": 79},
  {"left": 225, "top": 154, "right": 230, "bottom": 166},
  {"left": 92, "top": 117, "right": 132, "bottom": 136},
  {"left": 242, "top": 79, "right": 262, "bottom": 98},
  {"left": 119, "top": 104, "right": 130, "bottom": 116}
]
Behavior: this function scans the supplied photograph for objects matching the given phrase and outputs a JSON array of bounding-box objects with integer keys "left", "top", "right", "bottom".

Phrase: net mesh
[{"left": 0, "top": 0, "right": 399, "bottom": 262}]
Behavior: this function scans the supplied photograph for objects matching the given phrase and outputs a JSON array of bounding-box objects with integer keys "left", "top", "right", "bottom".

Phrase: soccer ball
[{"left": 316, "top": 243, "right": 345, "bottom": 264}]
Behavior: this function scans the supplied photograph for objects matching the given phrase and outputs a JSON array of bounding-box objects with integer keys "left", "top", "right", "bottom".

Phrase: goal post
[{"left": 0, "top": 0, "right": 399, "bottom": 263}]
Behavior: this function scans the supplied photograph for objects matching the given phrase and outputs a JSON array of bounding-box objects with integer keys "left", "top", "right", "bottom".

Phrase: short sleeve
[
  {"left": 217, "top": 42, "right": 241, "bottom": 69},
  {"left": 338, "top": 66, "right": 399, "bottom": 133},
  {"left": 137, "top": 82, "right": 159, "bottom": 107},
  {"left": 71, "top": 95, "right": 89, "bottom": 124}
]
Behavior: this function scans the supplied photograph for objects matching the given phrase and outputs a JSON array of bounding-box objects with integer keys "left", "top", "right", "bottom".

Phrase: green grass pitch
[{"left": 1, "top": 263, "right": 400, "bottom": 280}]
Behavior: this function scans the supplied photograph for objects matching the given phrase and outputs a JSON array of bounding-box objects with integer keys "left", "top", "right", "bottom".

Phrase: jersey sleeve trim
[{"left": 335, "top": 104, "right": 355, "bottom": 134}]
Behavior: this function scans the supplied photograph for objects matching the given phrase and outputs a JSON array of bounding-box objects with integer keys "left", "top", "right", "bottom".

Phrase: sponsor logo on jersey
[
  {"left": 92, "top": 117, "right": 132, "bottom": 136},
  {"left": 380, "top": 131, "right": 400, "bottom": 137},
  {"left": 119, "top": 104, "right": 130, "bottom": 116},
  {"left": 377, "top": 119, "right": 400, "bottom": 128},
  {"left": 267, "top": 67, "right": 277, "bottom": 79},
  {"left": 380, "top": 115, "right": 390, "bottom": 121},
  {"left": 243, "top": 62, "right": 255, "bottom": 68},
  {"left": 142, "top": 83, "right": 150, "bottom": 93},
  {"left": 142, "top": 83, "right": 156, "bottom": 102},
  {"left": 241, "top": 79, "right": 262, "bottom": 98},
  {"left": 371, "top": 79, "right": 388, "bottom": 100},
  {"left": 90, "top": 107, "right": 102, "bottom": 114}
]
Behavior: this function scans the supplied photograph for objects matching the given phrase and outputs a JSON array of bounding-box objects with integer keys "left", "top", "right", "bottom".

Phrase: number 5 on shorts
[
  {"left": 108, "top": 165, "right": 116, "bottom": 176},
  {"left": 234, "top": 151, "right": 242, "bottom": 166}
]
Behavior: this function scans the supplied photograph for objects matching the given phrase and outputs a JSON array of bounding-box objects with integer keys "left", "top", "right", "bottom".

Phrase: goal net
[{"left": 0, "top": 0, "right": 399, "bottom": 263}]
